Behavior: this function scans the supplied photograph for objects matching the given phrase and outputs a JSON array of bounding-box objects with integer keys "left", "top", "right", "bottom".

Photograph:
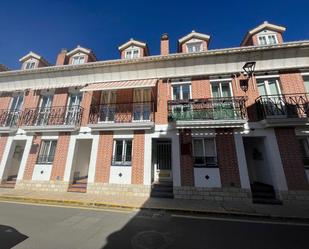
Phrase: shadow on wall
[{"left": 0, "top": 224, "right": 28, "bottom": 249}]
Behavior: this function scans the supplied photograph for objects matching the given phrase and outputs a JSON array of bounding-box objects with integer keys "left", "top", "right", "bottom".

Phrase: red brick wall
[
  {"left": 52, "top": 88, "right": 68, "bottom": 107},
  {"left": 0, "top": 93, "right": 12, "bottom": 110},
  {"left": 131, "top": 130, "right": 145, "bottom": 184},
  {"left": 191, "top": 77, "right": 211, "bottom": 99},
  {"left": 22, "top": 90, "right": 40, "bottom": 110},
  {"left": 179, "top": 129, "right": 194, "bottom": 186},
  {"left": 80, "top": 91, "right": 92, "bottom": 126},
  {"left": 50, "top": 132, "right": 70, "bottom": 181},
  {"left": 215, "top": 129, "right": 241, "bottom": 187},
  {"left": 160, "top": 38, "right": 169, "bottom": 55},
  {"left": 279, "top": 71, "right": 306, "bottom": 94},
  {"left": 23, "top": 134, "right": 41, "bottom": 180},
  {"left": 0, "top": 134, "right": 8, "bottom": 163},
  {"left": 56, "top": 50, "right": 68, "bottom": 65},
  {"left": 275, "top": 127, "right": 309, "bottom": 190},
  {"left": 155, "top": 80, "right": 170, "bottom": 124},
  {"left": 95, "top": 131, "right": 113, "bottom": 183}
]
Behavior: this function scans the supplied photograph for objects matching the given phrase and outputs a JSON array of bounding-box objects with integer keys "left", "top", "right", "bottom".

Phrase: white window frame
[
  {"left": 257, "top": 34, "right": 278, "bottom": 45},
  {"left": 171, "top": 83, "right": 192, "bottom": 100},
  {"left": 112, "top": 139, "right": 133, "bottom": 165},
  {"left": 256, "top": 78, "right": 282, "bottom": 96},
  {"left": 186, "top": 42, "right": 202, "bottom": 53},
  {"left": 192, "top": 138, "right": 217, "bottom": 167},
  {"left": 302, "top": 76, "right": 309, "bottom": 93},
  {"left": 37, "top": 140, "right": 57, "bottom": 164},
  {"left": 65, "top": 93, "right": 82, "bottom": 125},
  {"left": 37, "top": 95, "right": 53, "bottom": 126},
  {"left": 72, "top": 55, "right": 85, "bottom": 65},
  {"left": 25, "top": 61, "right": 36, "bottom": 70},
  {"left": 125, "top": 48, "right": 140, "bottom": 59},
  {"left": 210, "top": 81, "right": 233, "bottom": 98},
  {"left": 99, "top": 91, "right": 116, "bottom": 123},
  {"left": 133, "top": 88, "right": 152, "bottom": 122}
]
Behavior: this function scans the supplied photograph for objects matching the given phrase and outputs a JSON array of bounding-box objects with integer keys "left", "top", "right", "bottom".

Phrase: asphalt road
[{"left": 0, "top": 201, "right": 308, "bottom": 249}]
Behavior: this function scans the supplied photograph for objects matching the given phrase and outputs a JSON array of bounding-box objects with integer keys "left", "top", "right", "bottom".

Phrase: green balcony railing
[{"left": 168, "top": 97, "right": 247, "bottom": 122}]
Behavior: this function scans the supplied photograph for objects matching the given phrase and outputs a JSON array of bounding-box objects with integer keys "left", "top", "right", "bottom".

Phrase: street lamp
[{"left": 239, "top": 61, "right": 256, "bottom": 93}]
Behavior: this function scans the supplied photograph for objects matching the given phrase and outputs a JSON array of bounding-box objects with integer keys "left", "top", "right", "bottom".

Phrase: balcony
[
  {"left": 0, "top": 109, "right": 20, "bottom": 133},
  {"left": 256, "top": 93, "right": 309, "bottom": 127},
  {"left": 88, "top": 102, "right": 155, "bottom": 131},
  {"left": 19, "top": 106, "right": 83, "bottom": 132},
  {"left": 168, "top": 97, "right": 247, "bottom": 128}
]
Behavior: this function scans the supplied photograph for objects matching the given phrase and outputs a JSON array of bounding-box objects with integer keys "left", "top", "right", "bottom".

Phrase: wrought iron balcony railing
[
  {"left": 255, "top": 93, "right": 309, "bottom": 120},
  {"left": 20, "top": 106, "right": 83, "bottom": 127},
  {"left": 0, "top": 109, "right": 20, "bottom": 128},
  {"left": 168, "top": 97, "right": 247, "bottom": 122},
  {"left": 89, "top": 102, "right": 154, "bottom": 124}
]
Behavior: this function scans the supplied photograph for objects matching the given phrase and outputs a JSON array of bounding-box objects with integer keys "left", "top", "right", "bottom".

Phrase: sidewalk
[{"left": 1, "top": 188, "right": 309, "bottom": 221}]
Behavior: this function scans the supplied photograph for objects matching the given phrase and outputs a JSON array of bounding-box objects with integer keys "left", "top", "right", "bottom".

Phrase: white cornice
[{"left": 0, "top": 40, "right": 308, "bottom": 92}]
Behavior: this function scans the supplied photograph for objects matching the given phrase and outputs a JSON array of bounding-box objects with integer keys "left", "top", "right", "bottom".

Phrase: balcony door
[
  {"left": 211, "top": 81, "right": 235, "bottom": 119},
  {"left": 171, "top": 83, "right": 191, "bottom": 120},
  {"left": 37, "top": 95, "right": 53, "bottom": 126},
  {"left": 65, "top": 93, "right": 82, "bottom": 125},
  {"left": 133, "top": 88, "right": 151, "bottom": 122},
  {"left": 257, "top": 78, "right": 284, "bottom": 116},
  {"left": 6, "top": 94, "right": 24, "bottom": 126},
  {"left": 99, "top": 91, "right": 116, "bottom": 122}
]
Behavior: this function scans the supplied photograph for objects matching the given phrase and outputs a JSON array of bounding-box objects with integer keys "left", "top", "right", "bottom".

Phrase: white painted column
[
  {"left": 0, "top": 135, "right": 14, "bottom": 180},
  {"left": 17, "top": 135, "right": 34, "bottom": 180},
  {"left": 63, "top": 135, "right": 76, "bottom": 182},
  {"left": 87, "top": 133, "right": 99, "bottom": 183},
  {"left": 143, "top": 131, "right": 152, "bottom": 185},
  {"left": 172, "top": 131, "right": 181, "bottom": 187},
  {"left": 264, "top": 128, "right": 288, "bottom": 191},
  {"left": 234, "top": 133, "right": 251, "bottom": 189}
]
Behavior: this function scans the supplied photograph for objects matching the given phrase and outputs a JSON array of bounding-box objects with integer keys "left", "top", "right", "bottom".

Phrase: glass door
[
  {"left": 133, "top": 89, "right": 151, "bottom": 121},
  {"left": 37, "top": 95, "right": 53, "bottom": 126},
  {"left": 6, "top": 94, "right": 24, "bottom": 126},
  {"left": 211, "top": 82, "right": 234, "bottom": 119},
  {"left": 99, "top": 91, "right": 116, "bottom": 122},
  {"left": 65, "top": 93, "right": 82, "bottom": 125}
]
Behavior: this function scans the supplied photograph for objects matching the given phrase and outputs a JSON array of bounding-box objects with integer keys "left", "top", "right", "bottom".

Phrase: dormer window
[
  {"left": 258, "top": 34, "right": 278, "bottom": 45},
  {"left": 72, "top": 56, "right": 85, "bottom": 65},
  {"left": 125, "top": 49, "right": 140, "bottom": 59},
  {"left": 25, "top": 61, "right": 36, "bottom": 70},
  {"left": 186, "top": 42, "right": 202, "bottom": 53}
]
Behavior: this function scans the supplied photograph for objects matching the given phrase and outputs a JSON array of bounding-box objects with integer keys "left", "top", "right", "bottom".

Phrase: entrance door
[{"left": 154, "top": 140, "right": 172, "bottom": 182}]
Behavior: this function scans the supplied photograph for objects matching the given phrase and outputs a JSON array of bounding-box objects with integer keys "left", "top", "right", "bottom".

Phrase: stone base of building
[
  {"left": 87, "top": 183, "right": 151, "bottom": 197},
  {"left": 15, "top": 180, "right": 69, "bottom": 192},
  {"left": 279, "top": 190, "right": 309, "bottom": 203},
  {"left": 173, "top": 186, "right": 252, "bottom": 202}
]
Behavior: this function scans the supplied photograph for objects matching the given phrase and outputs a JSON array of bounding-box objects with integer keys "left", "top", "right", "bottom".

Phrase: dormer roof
[
  {"left": 66, "top": 45, "right": 97, "bottom": 61},
  {"left": 241, "top": 21, "right": 286, "bottom": 46},
  {"left": 178, "top": 30, "right": 210, "bottom": 44},
  {"left": 19, "top": 51, "right": 50, "bottom": 65},
  {"left": 118, "top": 39, "right": 147, "bottom": 51}
]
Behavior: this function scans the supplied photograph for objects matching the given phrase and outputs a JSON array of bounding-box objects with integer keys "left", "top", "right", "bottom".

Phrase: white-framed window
[
  {"left": 211, "top": 81, "right": 232, "bottom": 98},
  {"left": 303, "top": 76, "right": 309, "bottom": 93},
  {"left": 65, "top": 93, "right": 82, "bottom": 125},
  {"left": 257, "top": 34, "right": 278, "bottom": 45},
  {"left": 72, "top": 56, "right": 85, "bottom": 65},
  {"left": 297, "top": 137, "right": 309, "bottom": 168},
  {"left": 192, "top": 138, "right": 217, "bottom": 167},
  {"left": 257, "top": 78, "right": 281, "bottom": 96},
  {"left": 125, "top": 49, "right": 140, "bottom": 59},
  {"left": 9, "top": 94, "right": 24, "bottom": 111},
  {"left": 133, "top": 88, "right": 151, "bottom": 121},
  {"left": 37, "top": 95, "right": 53, "bottom": 126},
  {"left": 25, "top": 61, "right": 36, "bottom": 70},
  {"left": 99, "top": 91, "right": 117, "bottom": 122},
  {"left": 112, "top": 139, "right": 132, "bottom": 165},
  {"left": 37, "top": 140, "right": 57, "bottom": 164},
  {"left": 186, "top": 42, "right": 202, "bottom": 53},
  {"left": 172, "top": 83, "right": 191, "bottom": 100}
]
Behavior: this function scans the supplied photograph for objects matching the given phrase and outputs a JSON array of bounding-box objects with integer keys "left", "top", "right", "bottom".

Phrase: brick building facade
[{"left": 0, "top": 21, "right": 309, "bottom": 204}]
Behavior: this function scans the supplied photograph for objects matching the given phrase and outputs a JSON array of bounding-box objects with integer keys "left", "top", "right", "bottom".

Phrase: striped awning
[{"left": 81, "top": 79, "right": 157, "bottom": 91}]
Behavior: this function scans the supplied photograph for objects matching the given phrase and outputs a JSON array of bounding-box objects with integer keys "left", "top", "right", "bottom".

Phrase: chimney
[
  {"left": 160, "top": 33, "right": 169, "bottom": 55},
  {"left": 56, "top": 48, "right": 68, "bottom": 66}
]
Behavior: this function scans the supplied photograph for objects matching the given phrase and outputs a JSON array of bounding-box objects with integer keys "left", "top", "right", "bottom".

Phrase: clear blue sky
[{"left": 1, "top": 0, "right": 308, "bottom": 69}]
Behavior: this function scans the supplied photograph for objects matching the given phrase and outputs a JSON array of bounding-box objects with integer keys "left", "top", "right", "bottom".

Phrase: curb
[{"left": 1, "top": 195, "right": 309, "bottom": 223}]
